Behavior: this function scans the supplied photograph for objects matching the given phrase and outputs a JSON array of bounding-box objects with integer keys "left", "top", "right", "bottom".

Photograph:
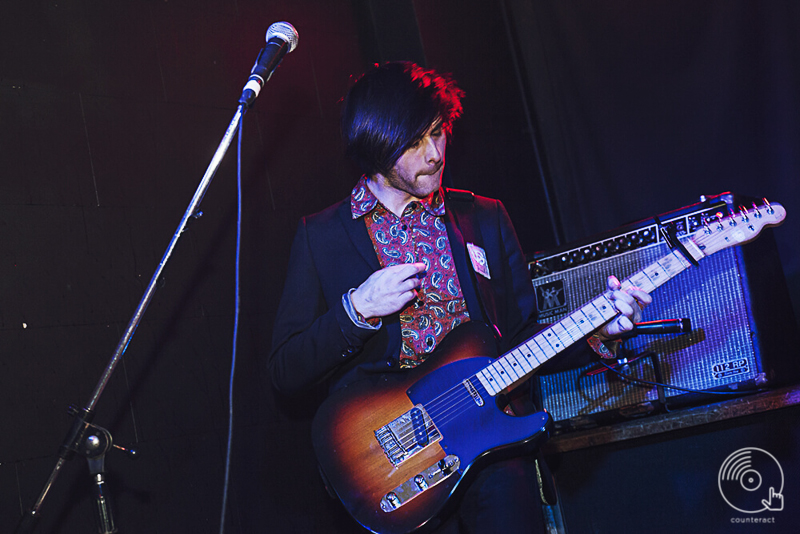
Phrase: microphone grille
[{"left": 266, "top": 22, "right": 299, "bottom": 53}]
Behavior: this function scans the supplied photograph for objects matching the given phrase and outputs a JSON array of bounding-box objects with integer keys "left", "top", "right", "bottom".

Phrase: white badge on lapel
[{"left": 467, "top": 242, "right": 491, "bottom": 279}]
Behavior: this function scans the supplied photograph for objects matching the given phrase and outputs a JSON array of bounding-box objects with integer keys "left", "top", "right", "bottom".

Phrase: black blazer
[{"left": 268, "top": 189, "right": 544, "bottom": 396}]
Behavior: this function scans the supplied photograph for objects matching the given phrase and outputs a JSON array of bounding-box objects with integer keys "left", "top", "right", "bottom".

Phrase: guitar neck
[
  {"left": 474, "top": 246, "right": 698, "bottom": 396},
  {"left": 474, "top": 199, "right": 786, "bottom": 397}
]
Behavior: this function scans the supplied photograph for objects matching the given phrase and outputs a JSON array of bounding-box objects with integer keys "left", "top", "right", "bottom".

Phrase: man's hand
[
  {"left": 598, "top": 275, "right": 652, "bottom": 340},
  {"left": 350, "top": 263, "right": 427, "bottom": 319}
]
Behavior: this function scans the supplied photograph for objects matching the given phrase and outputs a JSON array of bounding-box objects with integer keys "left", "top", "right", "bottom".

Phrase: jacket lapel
[
  {"left": 337, "top": 200, "right": 381, "bottom": 271},
  {"left": 444, "top": 196, "right": 494, "bottom": 328}
]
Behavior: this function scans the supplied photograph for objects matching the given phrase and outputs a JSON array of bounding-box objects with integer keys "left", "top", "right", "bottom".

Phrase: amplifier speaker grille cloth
[{"left": 532, "top": 243, "right": 758, "bottom": 423}]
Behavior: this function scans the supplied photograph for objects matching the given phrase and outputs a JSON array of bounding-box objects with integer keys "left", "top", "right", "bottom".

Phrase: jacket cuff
[
  {"left": 334, "top": 291, "right": 380, "bottom": 358},
  {"left": 342, "top": 289, "right": 383, "bottom": 330}
]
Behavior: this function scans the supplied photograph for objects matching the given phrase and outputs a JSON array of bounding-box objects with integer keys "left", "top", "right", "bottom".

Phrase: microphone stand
[{"left": 15, "top": 104, "right": 248, "bottom": 533}]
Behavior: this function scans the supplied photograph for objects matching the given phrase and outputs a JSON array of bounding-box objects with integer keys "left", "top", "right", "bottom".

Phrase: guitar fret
[
  {"left": 623, "top": 272, "right": 656, "bottom": 293},
  {"left": 578, "top": 303, "right": 607, "bottom": 329},
  {"left": 591, "top": 295, "right": 617, "bottom": 321},
  {"left": 533, "top": 340, "right": 556, "bottom": 363},
  {"left": 559, "top": 317, "right": 580, "bottom": 340},
  {"left": 511, "top": 349, "right": 534, "bottom": 373},
  {"left": 498, "top": 357, "right": 521, "bottom": 381},
  {"left": 548, "top": 323, "right": 572, "bottom": 350},
  {"left": 506, "top": 351, "right": 531, "bottom": 375},
  {"left": 641, "top": 260, "right": 670, "bottom": 289},
  {"left": 488, "top": 363, "right": 511, "bottom": 389},
  {"left": 645, "top": 253, "right": 687, "bottom": 288},
  {"left": 476, "top": 370, "right": 498, "bottom": 395},
  {"left": 521, "top": 342, "right": 545, "bottom": 365},
  {"left": 662, "top": 250, "right": 694, "bottom": 274},
  {"left": 498, "top": 364, "right": 515, "bottom": 389},
  {"left": 568, "top": 309, "right": 596, "bottom": 336},
  {"left": 533, "top": 333, "right": 557, "bottom": 358}
]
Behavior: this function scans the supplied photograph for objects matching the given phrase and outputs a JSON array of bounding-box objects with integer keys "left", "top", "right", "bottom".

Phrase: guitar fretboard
[{"left": 475, "top": 243, "right": 702, "bottom": 396}]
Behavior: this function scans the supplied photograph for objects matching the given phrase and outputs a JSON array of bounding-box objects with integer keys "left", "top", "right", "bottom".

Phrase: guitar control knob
[
  {"left": 385, "top": 492, "right": 401, "bottom": 509},
  {"left": 414, "top": 474, "right": 428, "bottom": 490},
  {"left": 438, "top": 457, "right": 456, "bottom": 475}
]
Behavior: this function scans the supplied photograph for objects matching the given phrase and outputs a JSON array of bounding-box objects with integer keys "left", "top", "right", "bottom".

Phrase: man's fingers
[
  {"left": 617, "top": 315, "right": 633, "bottom": 331},
  {"left": 400, "top": 277, "right": 422, "bottom": 292},
  {"left": 606, "top": 275, "right": 621, "bottom": 291},
  {"left": 613, "top": 297, "right": 634, "bottom": 318},
  {"left": 630, "top": 288, "right": 652, "bottom": 308},
  {"left": 395, "top": 262, "right": 427, "bottom": 276}
]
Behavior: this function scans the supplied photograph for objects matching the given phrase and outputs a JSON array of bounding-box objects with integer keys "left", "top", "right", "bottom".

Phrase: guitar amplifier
[{"left": 529, "top": 193, "right": 799, "bottom": 430}]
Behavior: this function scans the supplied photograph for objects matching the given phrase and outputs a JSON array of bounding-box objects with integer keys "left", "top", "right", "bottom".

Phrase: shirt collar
[{"left": 350, "top": 175, "right": 446, "bottom": 219}]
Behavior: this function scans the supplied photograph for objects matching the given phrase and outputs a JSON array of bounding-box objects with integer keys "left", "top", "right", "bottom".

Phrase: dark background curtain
[
  {"left": 510, "top": 1, "right": 799, "bottom": 262},
  {"left": 1, "top": 0, "right": 797, "bottom": 532}
]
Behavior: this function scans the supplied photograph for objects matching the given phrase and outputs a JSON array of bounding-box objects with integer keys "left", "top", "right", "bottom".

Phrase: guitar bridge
[{"left": 374, "top": 404, "right": 442, "bottom": 467}]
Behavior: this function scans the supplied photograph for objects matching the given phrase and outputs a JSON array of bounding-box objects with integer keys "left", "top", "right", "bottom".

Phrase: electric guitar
[{"left": 312, "top": 200, "right": 786, "bottom": 534}]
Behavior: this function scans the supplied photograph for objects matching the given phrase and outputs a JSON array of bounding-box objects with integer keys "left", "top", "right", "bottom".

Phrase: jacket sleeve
[{"left": 268, "top": 217, "right": 378, "bottom": 395}]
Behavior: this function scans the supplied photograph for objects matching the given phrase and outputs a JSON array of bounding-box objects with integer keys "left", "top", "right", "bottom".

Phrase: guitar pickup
[{"left": 374, "top": 404, "right": 442, "bottom": 467}]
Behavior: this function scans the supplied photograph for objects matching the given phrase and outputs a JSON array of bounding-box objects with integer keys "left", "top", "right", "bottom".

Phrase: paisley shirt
[{"left": 350, "top": 176, "right": 470, "bottom": 368}]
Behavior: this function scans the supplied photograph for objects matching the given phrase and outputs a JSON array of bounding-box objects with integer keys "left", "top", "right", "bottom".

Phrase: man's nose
[{"left": 424, "top": 136, "right": 443, "bottom": 163}]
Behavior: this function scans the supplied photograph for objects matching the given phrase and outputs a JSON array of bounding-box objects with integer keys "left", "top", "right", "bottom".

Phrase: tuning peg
[{"left": 738, "top": 205, "right": 749, "bottom": 223}]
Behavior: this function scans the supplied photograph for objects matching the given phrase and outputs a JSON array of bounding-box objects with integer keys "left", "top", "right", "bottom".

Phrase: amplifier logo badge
[
  {"left": 534, "top": 280, "right": 568, "bottom": 319},
  {"left": 712, "top": 358, "right": 750, "bottom": 380}
]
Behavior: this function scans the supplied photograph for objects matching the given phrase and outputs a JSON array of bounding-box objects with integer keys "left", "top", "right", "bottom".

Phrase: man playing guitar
[{"left": 269, "top": 61, "right": 650, "bottom": 534}]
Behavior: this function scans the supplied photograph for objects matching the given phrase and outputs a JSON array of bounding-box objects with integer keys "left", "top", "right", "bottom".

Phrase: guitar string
[
  {"left": 393, "top": 385, "right": 478, "bottom": 449},
  {"left": 398, "top": 313, "right": 598, "bottom": 436},
  {"left": 394, "top": 372, "right": 524, "bottom": 449},
  {"left": 390, "top": 311, "right": 607, "bottom": 448},
  {"left": 390, "top": 318, "right": 594, "bottom": 449}
]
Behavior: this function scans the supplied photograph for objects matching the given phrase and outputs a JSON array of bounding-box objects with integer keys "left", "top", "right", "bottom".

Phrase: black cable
[
  {"left": 219, "top": 110, "right": 245, "bottom": 534},
  {"left": 594, "top": 356, "right": 756, "bottom": 397}
]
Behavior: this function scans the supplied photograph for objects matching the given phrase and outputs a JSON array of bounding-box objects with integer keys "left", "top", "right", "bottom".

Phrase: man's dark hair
[{"left": 341, "top": 62, "right": 464, "bottom": 177}]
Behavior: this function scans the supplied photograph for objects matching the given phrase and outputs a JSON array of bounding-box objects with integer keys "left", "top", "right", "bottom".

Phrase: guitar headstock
[{"left": 691, "top": 199, "right": 786, "bottom": 256}]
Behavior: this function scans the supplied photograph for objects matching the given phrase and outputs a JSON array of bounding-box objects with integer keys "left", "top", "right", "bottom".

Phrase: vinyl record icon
[{"left": 718, "top": 447, "right": 784, "bottom": 513}]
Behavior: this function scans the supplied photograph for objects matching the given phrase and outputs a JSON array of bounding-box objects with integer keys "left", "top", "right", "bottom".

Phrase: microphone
[
  {"left": 618, "top": 318, "right": 691, "bottom": 339},
  {"left": 238, "top": 22, "right": 299, "bottom": 108}
]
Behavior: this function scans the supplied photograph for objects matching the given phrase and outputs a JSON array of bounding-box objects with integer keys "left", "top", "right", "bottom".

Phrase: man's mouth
[{"left": 425, "top": 163, "right": 443, "bottom": 176}]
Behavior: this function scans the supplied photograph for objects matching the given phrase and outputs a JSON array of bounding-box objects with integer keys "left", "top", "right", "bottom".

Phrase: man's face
[{"left": 383, "top": 121, "right": 446, "bottom": 199}]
